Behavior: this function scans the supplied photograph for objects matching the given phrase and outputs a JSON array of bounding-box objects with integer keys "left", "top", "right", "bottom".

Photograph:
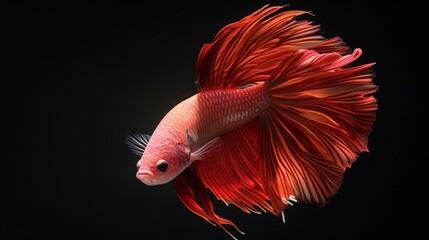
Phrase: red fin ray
[
  {"left": 195, "top": 120, "right": 274, "bottom": 214},
  {"left": 259, "top": 115, "right": 345, "bottom": 211},
  {"left": 196, "top": 5, "right": 349, "bottom": 91},
  {"left": 260, "top": 48, "right": 376, "bottom": 208},
  {"left": 173, "top": 168, "right": 244, "bottom": 239}
]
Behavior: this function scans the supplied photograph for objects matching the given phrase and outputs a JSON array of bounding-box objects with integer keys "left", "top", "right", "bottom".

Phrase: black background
[{"left": 2, "top": 1, "right": 426, "bottom": 239}]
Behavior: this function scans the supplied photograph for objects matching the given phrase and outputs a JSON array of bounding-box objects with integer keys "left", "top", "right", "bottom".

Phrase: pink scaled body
[{"left": 137, "top": 84, "right": 267, "bottom": 185}]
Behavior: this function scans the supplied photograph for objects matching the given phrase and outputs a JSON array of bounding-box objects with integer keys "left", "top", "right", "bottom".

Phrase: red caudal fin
[
  {"left": 173, "top": 168, "right": 244, "bottom": 239},
  {"left": 195, "top": 5, "right": 349, "bottom": 92},
  {"left": 259, "top": 49, "right": 377, "bottom": 211}
]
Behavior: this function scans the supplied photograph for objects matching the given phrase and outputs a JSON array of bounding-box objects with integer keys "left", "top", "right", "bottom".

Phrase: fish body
[
  {"left": 126, "top": 5, "right": 377, "bottom": 239},
  {"left": 137, "top": 85, "right": 267, "bottom": 185}
]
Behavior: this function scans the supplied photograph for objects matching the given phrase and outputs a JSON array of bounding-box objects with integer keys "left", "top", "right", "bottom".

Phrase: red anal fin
[
  {"left": 196, "top": 5, "right": 349, "bottom": 92},
  {"left": 173, "top": 167, "right": 244, "bottom": 239},
  {"left": 194, "top": 120, "right": 274, "bottom": 215}
]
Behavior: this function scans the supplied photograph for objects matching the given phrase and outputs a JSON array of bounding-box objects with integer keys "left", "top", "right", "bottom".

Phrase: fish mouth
[
  {"left": 136, "top": 169, "right": 157, "bottom": 186},
  {"left": 137, "top": 169, "right": 154, "bottom": 176}
]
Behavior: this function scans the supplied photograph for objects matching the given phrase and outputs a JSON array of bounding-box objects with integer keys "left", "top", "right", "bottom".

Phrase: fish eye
[{"left": 156, "top": 159, "right": 168, "bottom": 173}]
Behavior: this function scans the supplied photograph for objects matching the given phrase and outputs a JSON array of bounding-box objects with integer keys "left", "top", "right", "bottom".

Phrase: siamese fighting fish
[{"left": 126, "top": 5, "right": 377, "bottom": 239}]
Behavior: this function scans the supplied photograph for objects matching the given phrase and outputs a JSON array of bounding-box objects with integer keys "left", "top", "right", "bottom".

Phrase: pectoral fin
[{"left": 190, "top": 137, "right": 224, "bottom": 162}]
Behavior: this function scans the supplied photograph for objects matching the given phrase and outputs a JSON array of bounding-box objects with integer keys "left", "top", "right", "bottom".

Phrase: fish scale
[{"left": 192, "top": 84, "right": 268, "bottom": 148}]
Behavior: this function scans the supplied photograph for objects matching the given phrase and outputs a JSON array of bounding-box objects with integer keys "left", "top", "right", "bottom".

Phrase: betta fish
[{"left": 126, "top": 5, "right": 377, "bottom": 239}]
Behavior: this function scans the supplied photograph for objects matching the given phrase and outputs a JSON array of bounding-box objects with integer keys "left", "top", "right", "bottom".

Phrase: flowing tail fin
[{"left": 259, "top": 48, "right": 377, "bottom": 213}]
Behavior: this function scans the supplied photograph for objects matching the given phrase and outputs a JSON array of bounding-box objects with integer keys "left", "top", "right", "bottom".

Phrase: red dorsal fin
[{"left": 195, "top": 5, "right": 349, "bottom": 91}]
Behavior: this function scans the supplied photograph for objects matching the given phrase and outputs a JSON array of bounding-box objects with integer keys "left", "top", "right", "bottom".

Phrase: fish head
[{"left": 136, "top": 133, "right": 191, "bottom": 186}]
